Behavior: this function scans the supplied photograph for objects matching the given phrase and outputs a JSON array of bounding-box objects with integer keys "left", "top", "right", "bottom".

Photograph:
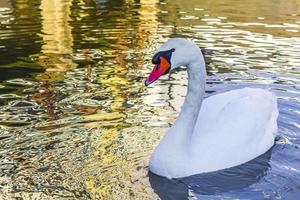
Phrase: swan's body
[{"left": 146, "top": 38, "right": 278, "bottom": 179}]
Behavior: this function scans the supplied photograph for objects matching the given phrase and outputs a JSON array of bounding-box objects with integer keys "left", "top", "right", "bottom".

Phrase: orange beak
[{"left": 145, "top": 56, "right": 170, "bottom": 86}]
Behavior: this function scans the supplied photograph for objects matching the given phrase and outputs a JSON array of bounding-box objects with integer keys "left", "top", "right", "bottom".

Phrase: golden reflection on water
[
  {"left": 34, "top": 0, "right": 77, "bottom": 82},
  {"left": 40, "top": 0, "right": 74, "bottom": 55},
  {"left": 161, "top": 0, "right": 300, "bottom": 36},
  {"left": 82, "top": 1, "right": 161, "bottom": 198}
]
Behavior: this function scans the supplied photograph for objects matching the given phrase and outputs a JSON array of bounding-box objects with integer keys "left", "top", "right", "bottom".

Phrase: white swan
[{"left": 145, "top": 38, "right": 278, "bottom": 179}]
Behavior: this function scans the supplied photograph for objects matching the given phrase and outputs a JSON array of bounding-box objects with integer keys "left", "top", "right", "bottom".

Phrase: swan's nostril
[
  {"left": 155, "top": 64, "right": 160, "bottom": 70},
  {"left": 152, "top": 48, "right": 174, "bottom": 66}
]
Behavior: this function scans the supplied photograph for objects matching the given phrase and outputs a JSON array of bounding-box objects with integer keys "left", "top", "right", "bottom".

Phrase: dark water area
[{"left": 0, "top": 0, "right": 299, "bottom": 199}]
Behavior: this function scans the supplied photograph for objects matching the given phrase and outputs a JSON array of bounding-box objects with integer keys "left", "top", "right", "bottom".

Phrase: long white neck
[
  {"left": 164, "top": 57, "right": 206, "bottom": 147},
  {"left": 180, "top": 60, "right": 206, "bottom": 126},
  {"left": 175, "top": 58, "right": 206, "bottom": 133}
]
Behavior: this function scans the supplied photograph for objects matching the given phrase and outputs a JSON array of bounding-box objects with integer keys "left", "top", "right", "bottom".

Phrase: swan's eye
[
  {"left": 152, "top": 48, "right": 175, "bottom": 65},
  {"left": 152, "top": 53, "right": 160, "bottom": 65}
]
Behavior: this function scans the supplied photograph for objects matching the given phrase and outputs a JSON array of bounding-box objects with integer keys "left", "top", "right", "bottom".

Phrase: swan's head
[{"left": 145, "top": 38, "right": 201, "bottom": 86}]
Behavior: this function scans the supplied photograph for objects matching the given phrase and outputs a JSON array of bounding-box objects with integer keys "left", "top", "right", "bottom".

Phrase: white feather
[{"left": 149, "top": 38, "right": 278, "bottom": 179}]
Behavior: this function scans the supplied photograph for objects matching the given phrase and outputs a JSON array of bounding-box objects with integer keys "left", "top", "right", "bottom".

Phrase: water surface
[{"left": 0, "top": 0, "right": 300, "bottom": 199}]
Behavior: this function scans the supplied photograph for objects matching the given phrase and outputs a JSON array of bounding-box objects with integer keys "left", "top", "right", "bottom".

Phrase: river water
[{"left": 0, "top": 0, "right": 299, "bottom": 199}]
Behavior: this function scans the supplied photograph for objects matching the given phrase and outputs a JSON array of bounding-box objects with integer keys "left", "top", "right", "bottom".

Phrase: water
[{"left": 0, "top": 0, "right": 299, "bottom": 199}]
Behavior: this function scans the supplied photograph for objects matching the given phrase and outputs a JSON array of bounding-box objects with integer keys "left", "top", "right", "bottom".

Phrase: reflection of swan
[
  {"left": 149, "top": 149, "right": 272, "bottom": 199},
  {"left": 145, "top": 38, "right": 278, "bottom": 178}
]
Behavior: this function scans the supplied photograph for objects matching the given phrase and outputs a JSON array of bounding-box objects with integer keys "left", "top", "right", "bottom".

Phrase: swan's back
[
  {"left": 189, "top": 88, "right": 278, "bottom": 174},
  {"left": 150, "top": 88, "right": 278, "bottom": 178}
]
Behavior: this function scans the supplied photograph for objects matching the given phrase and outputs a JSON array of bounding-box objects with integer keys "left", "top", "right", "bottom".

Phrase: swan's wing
[{"left": 191, "top": 88, "right": 278, "bottom": 172}]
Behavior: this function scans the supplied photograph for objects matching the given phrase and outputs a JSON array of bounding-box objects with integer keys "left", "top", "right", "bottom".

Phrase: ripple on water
[{"left": 0, "top": 0, "right": 300, "bottom": 199}]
